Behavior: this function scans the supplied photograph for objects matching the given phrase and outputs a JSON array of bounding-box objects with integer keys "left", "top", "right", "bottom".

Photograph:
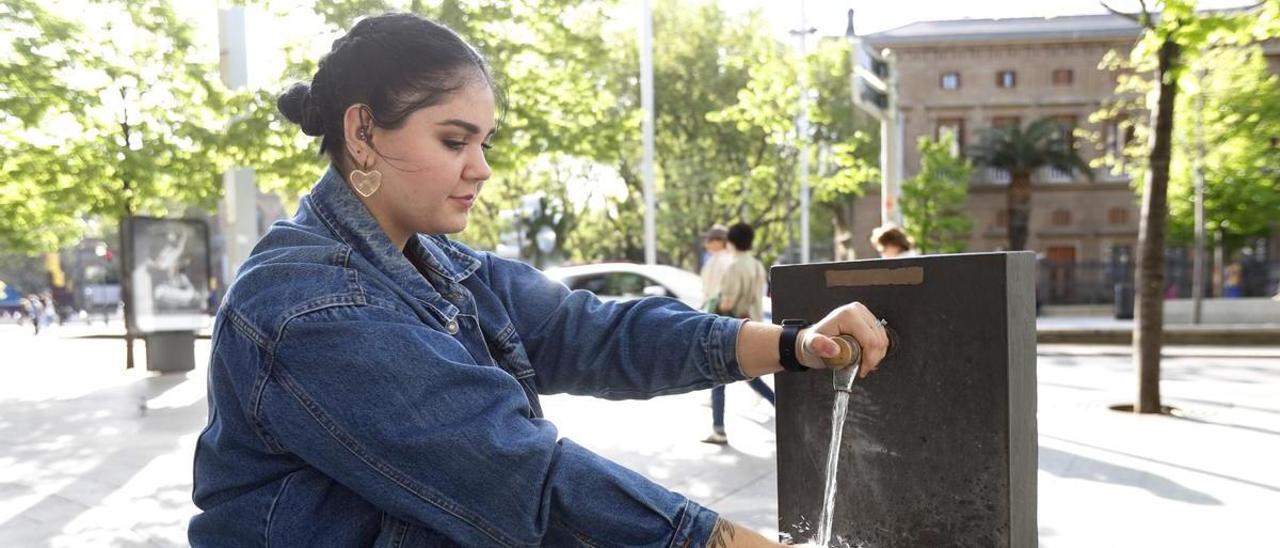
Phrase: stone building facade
[{"left": 846, "top": 14, "right": 1148, "bottom": 268}]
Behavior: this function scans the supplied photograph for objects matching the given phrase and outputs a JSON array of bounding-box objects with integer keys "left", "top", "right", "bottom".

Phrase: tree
[
  {"left": 969, "top": 117, "right": 1092, "bottom": 251},
  {"left": 1096, "top": 0, "right": 1277, "bottom": 414},
  {"left": 1, "top": 0, "right": 238, "bottom": 252},
  {"left": 900, "top": 135, "right": 973, "bottom": 254},
  {"left": 1169, "top": 44, "right": 1280, "bottom": 249}
]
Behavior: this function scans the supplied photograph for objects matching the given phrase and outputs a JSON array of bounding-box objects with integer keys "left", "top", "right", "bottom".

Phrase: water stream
[{"left": 813, "top": 389, "right": 851, "bottom": 547}]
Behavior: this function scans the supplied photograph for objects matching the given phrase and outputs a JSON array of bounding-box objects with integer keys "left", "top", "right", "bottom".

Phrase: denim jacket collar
[{"left": 306, "top": 167, "right": 481, "bottom": 314}]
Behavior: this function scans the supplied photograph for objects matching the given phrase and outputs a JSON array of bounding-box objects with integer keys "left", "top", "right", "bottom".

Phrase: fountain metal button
[{"left": 446, "top": 319, "right": 459, "bottom": 335}]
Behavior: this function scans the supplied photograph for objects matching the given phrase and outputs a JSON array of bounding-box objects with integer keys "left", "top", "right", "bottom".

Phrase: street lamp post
[
  {"left": 791, "top": 1, "right": 816, "bottom": 264},
  {"left": 846, "top": 10, "right": 904, "bottom": 228},
  {"left": 1191, "top": 65, "right": 1207, "bottom": 324},
  {"left": 640, "top": 0, "right": 657, "bottom": 265}
]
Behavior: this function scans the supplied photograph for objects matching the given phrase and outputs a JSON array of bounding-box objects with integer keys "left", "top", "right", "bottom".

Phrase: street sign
[{"left": 851, "top": 42, "right": 889, "bottom": 115}]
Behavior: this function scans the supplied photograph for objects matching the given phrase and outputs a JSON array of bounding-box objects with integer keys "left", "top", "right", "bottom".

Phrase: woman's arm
[{"left": 485, "top": 256, "right": 749, "bottom": 398}]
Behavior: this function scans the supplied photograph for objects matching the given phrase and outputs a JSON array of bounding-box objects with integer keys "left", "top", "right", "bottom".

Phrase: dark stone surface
[{"left": 772, "top": 252, "right": 1037, "bottom": 547}]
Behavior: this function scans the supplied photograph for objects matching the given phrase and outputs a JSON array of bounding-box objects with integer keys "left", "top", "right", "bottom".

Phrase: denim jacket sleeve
[
  {"left": 480, "top": 256, "right": 750, "bottom": 398},
  {"left": 261, "top": 304, "right": 720, "bottom": 547}
]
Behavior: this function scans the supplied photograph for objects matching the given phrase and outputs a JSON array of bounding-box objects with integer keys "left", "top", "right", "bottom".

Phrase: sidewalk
[
  {"left": 1, "top": 323, "right": 1277, "bottom": 546},
  {"left": 1036, "top": 316, "right": 1280, "bottom": 345}
]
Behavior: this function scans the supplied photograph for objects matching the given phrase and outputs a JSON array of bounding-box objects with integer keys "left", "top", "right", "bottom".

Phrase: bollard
[{"left": 772, "top": 252, "right": 1037, "bottom": 547}]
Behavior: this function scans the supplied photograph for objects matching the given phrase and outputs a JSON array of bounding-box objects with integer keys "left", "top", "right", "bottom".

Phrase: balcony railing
[
  {"left": 975, "top": 167, "right": 1011, "bottom": 184},
  {"left": 972, "top": 167, "right": 1116, "bottom": 185},
  {"left": 1038, "top": 166, "right": 1075, "bottom": 183}
]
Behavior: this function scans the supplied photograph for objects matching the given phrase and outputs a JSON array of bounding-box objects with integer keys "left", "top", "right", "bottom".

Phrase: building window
[
  {"left": 996, "top": 70, "right": 1016, "bottom": 89},
  {"left": 1108, "top": 208, "right": 1129, "bottom": 225},
  {"left": 940, "top": 71, "right": 960, "bottom": 90},
  {"left": 936, "top": 118, "right": 965, "bottom": 156},
  {"left": 996, "top": 210, "right": 1008, "bottom": 227},
  {"left": 1052, "top": 68, "right": 1074, "bottom": 85},
  {"left": 992, "top": 116, "right": 1021, "bottom": 130},
  {"left": 1052, "top": 210, "right": 1072, "bottom": 226},
  {"left": 1052, "top": 115, "right": 1078, "bottom": 149},
  {"left": 1104, "top": 119, "right": 1124, "bottom": 158}
]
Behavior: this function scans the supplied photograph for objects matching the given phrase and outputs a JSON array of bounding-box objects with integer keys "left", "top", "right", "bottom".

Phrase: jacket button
[{"left": 446, "top": 319, "right": 459, "bottom": 334}]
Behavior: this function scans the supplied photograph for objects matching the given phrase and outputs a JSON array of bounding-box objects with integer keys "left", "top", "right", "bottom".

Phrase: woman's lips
[{"left": 449, "top": 194, "right": 476, "bottom": 208}]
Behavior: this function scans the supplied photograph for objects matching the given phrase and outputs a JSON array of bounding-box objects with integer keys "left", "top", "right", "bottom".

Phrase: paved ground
[{"left": 0, "top": 321, "right": 1277, "bottom": 547}]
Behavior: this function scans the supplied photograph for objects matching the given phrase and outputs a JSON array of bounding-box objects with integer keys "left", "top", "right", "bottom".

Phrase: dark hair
[
  {"left": 870, "top": 224, "right": 913, "bottom": 251},
  {"left": 276, "top": 13, "right": 500, "bottom": 167},
  {"left": 727, "top": 222, "right": 755, "bottom": 251}
]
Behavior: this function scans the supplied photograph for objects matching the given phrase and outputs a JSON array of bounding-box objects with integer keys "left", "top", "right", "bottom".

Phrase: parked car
[
  {"left": 543, "top": 263, "right": 705, "bottom": 310},
  {"left": 542, "top": 262, "right": 772, "bottom": 320}
]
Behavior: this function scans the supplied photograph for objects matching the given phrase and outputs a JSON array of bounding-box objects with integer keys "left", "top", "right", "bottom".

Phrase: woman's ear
[{"left": 341, "top": 104, "right": 374, "bottom": 162}]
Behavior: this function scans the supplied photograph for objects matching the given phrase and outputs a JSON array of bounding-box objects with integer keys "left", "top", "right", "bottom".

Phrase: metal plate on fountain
[{"left": 773, "top": 252, "right": 1036, "bottom": 547}]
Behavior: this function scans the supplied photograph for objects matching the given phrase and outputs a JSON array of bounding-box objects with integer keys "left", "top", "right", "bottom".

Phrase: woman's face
[
  {"left": 877, "top": 243, "right": 903, "bottom": 258},
  {"left": 361, "top": 81, "right": 496, "bottom": 241}
]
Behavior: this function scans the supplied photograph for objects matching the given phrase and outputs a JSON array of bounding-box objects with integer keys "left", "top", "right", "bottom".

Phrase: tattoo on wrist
[{"left": 708, "top": 519, "right": 737, "bottom": 548}]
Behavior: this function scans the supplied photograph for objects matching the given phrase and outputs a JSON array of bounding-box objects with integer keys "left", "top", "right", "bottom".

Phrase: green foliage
[
  {"left": 4, "top": 0, "right": 880, "bottom": 272},
  {"left": 1092, "top": 2, "right": 1280, "bottom": 250},
  {"left": 1167, "top": 43, "right": 1280, "bottom": 248},
  {"left": 901, "top": 135, "right": 972, "bottom": 254},
  {"left": 969, "top": 118, "right": 1092, "bottom": 178},
  {"left": 1, "top": 0, "right": 237, "bottom": 253}
]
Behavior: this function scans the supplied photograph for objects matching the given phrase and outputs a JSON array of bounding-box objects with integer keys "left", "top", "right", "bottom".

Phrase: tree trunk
[
  {"left": 119, "top": 110, "right": 136, "bottom": 371},
  {"left": 1134, "top": 38, "right": 1181, "bottom": 414},
  {"left": 831, "top": 201, "right": 858, "bottom": 260},
  {"left": 1006, "top": 170, "right": 1032, "bottom": 251}
]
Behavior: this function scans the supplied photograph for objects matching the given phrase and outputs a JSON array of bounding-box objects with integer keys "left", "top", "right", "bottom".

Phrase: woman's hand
[{"left": 795, "top": 302, "right": 889, "bottom": 378}]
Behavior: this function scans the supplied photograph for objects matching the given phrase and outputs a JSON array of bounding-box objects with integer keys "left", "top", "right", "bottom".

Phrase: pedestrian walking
[
  {"left": 700, "top": 223, "right": 731, "bottom": 313},
  {"left": 703, "top": 222, "right": 777, "bottom": 445},
  {"left": 189, "top": 13, "right": 889, "bottom": 548},
  {"left": 25, "top": 295, "right": 43, "bottom": 335}
]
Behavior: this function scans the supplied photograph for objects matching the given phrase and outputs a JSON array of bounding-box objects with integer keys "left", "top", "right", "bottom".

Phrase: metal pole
[
  {"left": 640, "top": 0, "right": 657, "bottom": 265},
  {"left": 219, "top": 6, "right": 259, "bottom": 281},
  {"left": 1191, "top": 66, "right": 1206, "bottom": 324},
  {"left": 884, "top": 50, "right": 903, "bottom": 227},
  {"left": 793, "top": 0, "right": 815, "bottom": 263}
]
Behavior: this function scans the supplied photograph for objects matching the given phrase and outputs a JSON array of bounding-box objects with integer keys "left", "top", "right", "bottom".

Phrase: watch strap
[{"left": 778, "top": 319, "right": 810, "bottom": 372}]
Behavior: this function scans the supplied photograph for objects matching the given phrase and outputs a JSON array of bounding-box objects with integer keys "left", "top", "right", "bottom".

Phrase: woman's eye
[
  {"left": 444, "top": 140, "right": 466, "bottom": 150},
  {"left": 481, "top": 142, "right": 493, "bottom": 151}
]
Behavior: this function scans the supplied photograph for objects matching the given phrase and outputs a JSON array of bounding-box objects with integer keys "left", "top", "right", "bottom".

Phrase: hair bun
[{"left": 277, "top": 82, "right": 325, "bottom": 136}]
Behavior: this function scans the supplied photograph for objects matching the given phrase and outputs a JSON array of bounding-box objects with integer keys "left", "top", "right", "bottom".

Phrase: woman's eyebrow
[{"left": 437, "top": 119, "right": 496, "bottom": 137}]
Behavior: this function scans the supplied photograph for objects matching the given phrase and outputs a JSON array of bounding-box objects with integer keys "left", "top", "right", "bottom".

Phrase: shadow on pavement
[
  {"left": 0, "top": 372, "right": 205, "bottom": 546},
  {"left": 1039, "top": 446, "right": 1221, "bottom": 505}
]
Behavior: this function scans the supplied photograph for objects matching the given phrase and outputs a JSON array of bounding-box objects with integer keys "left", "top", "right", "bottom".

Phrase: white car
[
  {"left": 542, "top": 262, "right": 773, "bottom": 320},
  {"left": 543, "top": 263, "right": 706, "bottom": 310}
]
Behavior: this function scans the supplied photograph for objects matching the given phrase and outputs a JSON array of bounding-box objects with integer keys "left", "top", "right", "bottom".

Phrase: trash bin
[{"left": 1114, "top": 282, "right": 1134, "bottom": 319}]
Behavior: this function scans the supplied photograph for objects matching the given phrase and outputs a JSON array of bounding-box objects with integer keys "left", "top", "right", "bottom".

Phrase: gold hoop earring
[{"left": 348, "top": 156, "right": 382, "bottom": 198}]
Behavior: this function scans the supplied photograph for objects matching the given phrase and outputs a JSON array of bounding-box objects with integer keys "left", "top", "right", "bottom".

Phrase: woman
[
  {"left": 869, "top": 224, "right": 917, "bottom": 258},
  {"left": 189, "top": 13, "right": 888, "bottom": 547}
]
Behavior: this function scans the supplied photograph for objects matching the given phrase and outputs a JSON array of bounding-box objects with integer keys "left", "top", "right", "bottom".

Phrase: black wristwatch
[{"left": 778, "top": 319, "right": 810, "bottom": 372}]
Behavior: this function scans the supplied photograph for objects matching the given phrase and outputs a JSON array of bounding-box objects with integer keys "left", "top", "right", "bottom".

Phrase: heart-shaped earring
[{"left": 348, "top": 168, "right": 382, "bottom": 198}]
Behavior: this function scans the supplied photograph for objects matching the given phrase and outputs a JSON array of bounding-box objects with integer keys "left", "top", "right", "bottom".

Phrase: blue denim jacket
[{"left": 189, "top": 167, "right": 750, "bottom": 547}]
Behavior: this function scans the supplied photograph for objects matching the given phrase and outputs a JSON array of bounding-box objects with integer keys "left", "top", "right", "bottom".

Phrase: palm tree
[{"left": 969, "top": 118, "right": 1093, "bottom": 250}]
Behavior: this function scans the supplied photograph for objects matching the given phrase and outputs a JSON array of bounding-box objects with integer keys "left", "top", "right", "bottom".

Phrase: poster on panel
[{"left": 123, "top": 217, "right": 211, "bottom": 333}]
